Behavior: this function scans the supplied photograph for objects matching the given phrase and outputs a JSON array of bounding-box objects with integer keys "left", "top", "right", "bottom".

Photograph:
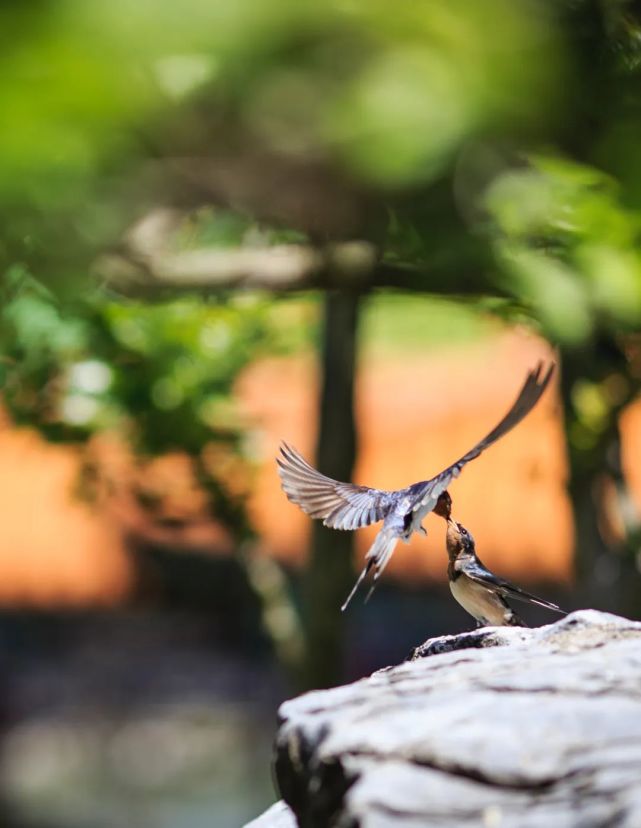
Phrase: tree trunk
[
  {"left": 560, "top": 341, "right": 641, "bottom": 618},
  {"left": 302, "top": 291, "right": 361, "bottom": 689}
]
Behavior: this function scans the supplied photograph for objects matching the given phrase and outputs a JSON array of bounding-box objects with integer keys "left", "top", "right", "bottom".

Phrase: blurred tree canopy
[
  {"left": 3, "top": 0, "right": 641, "bottom": 328},
  {"left": 3, "top": 0, "right": 641, "bottom": 681}
]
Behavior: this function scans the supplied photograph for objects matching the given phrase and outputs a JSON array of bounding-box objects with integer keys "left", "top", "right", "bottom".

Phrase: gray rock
[
  {"left": 265, "top": 611, "right": 641, "bottom": 827},
  {"left": 244, "top": 801, "right": 297, "bottom": 828}
]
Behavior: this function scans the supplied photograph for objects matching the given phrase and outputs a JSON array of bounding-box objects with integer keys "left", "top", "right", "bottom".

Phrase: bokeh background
[{"left": 2, "top": 1, "right": 641, "bottom": 825}]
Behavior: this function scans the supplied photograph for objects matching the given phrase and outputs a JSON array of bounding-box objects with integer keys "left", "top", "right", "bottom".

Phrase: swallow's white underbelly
[
  {"left": 449, "top": 575, "right": 507, "bottom": 626},
  {"left": 407, "top": 497, "right": 437, "bottom": 534}
]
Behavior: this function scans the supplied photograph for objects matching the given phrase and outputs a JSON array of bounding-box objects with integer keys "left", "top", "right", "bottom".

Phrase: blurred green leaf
[
  {"left": 498, "top": 246, "right": 593, "bottom": 344},
  {"left": 485, "top": 156, "right": 641, "bottom": 342}
]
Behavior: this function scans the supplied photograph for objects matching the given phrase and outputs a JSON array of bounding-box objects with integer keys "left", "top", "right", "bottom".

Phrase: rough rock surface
[
  {"left": 248, "top": 611, "right": 641, "bottom": 827},
  {"left": 244, "top": 801, "right": 298, "bottom": 828}
]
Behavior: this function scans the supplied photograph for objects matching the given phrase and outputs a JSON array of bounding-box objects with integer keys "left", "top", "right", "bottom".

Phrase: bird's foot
[{"left": 418, "top": 525, "right": 427, "bottom": 537}]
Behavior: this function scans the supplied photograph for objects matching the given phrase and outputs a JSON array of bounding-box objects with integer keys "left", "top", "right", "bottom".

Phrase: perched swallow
[
  {"left": 277, "top": 361, "right": 554, "bottom": 611},
  {"left": 446, "top": 518, "right": 564, "bottom": 627}
]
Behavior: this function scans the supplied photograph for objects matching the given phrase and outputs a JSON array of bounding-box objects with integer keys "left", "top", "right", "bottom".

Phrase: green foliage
[
  {"left": 485, "top": 157, "right": 641, "bottom": 344},
  {"left": 322, "top": 1, "right": 562, "bottom": 186},
  {"left": 0, "top": 0, "right": 566, "bottom": 270},
  {"left": 0, "top": 269, "right": 317, "bottom": 455}
]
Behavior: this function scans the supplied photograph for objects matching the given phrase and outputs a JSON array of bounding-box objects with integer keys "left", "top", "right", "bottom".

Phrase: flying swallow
[
  {"left": 446, "top": 518, "right": 564, "bottom": 627},
  {"left": 277, "top": 361, "right": 554, "bottom": 611}
]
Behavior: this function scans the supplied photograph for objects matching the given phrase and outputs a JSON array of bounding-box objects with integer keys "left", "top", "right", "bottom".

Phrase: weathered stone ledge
[{"left": 246, "top": 611, "right": 641, "bottom": 827}]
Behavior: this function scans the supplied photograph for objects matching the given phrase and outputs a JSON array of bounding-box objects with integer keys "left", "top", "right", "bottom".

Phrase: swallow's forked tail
[
  {"left": 341, "top": 526, "right": 399, "bottom": 612},
  {"left": 501, "top": 581, "right": 566, "bottom": 615}
]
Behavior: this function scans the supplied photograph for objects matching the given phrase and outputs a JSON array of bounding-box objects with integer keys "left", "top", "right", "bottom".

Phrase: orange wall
[
  {"left": 0, "top": 329, "right": 633, "bottom": 605},
  {"left": 0, "top": 428, "right": 129, "bottom": 605}
]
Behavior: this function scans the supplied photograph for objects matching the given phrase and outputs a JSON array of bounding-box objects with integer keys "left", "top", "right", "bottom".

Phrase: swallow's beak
[{"left": 445, "top": 517, "right": 460, "bottom": 553}]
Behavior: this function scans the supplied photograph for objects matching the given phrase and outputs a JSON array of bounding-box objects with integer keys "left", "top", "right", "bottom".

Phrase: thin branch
[{"left": 95, "top": 207, "right": 491, "bottom": 296}]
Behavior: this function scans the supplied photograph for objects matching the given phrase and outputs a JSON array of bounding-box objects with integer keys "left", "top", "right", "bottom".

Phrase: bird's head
[
  {"left": 446, "top": 518, "right": 475, "bottom": 559},
  {"left": 434, "top": 490, "right": 452, "bottom": 520}
]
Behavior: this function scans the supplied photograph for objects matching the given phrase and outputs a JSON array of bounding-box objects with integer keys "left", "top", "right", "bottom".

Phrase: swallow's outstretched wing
[
  {"left": 407, "top": 361, "right": 555, "bottom": 516},
  {"left": 277, "top": 442, "right": 395, "bottom": 531},
  {"left": 460, "top": 557, "right": 565, "bottom": 615}
]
